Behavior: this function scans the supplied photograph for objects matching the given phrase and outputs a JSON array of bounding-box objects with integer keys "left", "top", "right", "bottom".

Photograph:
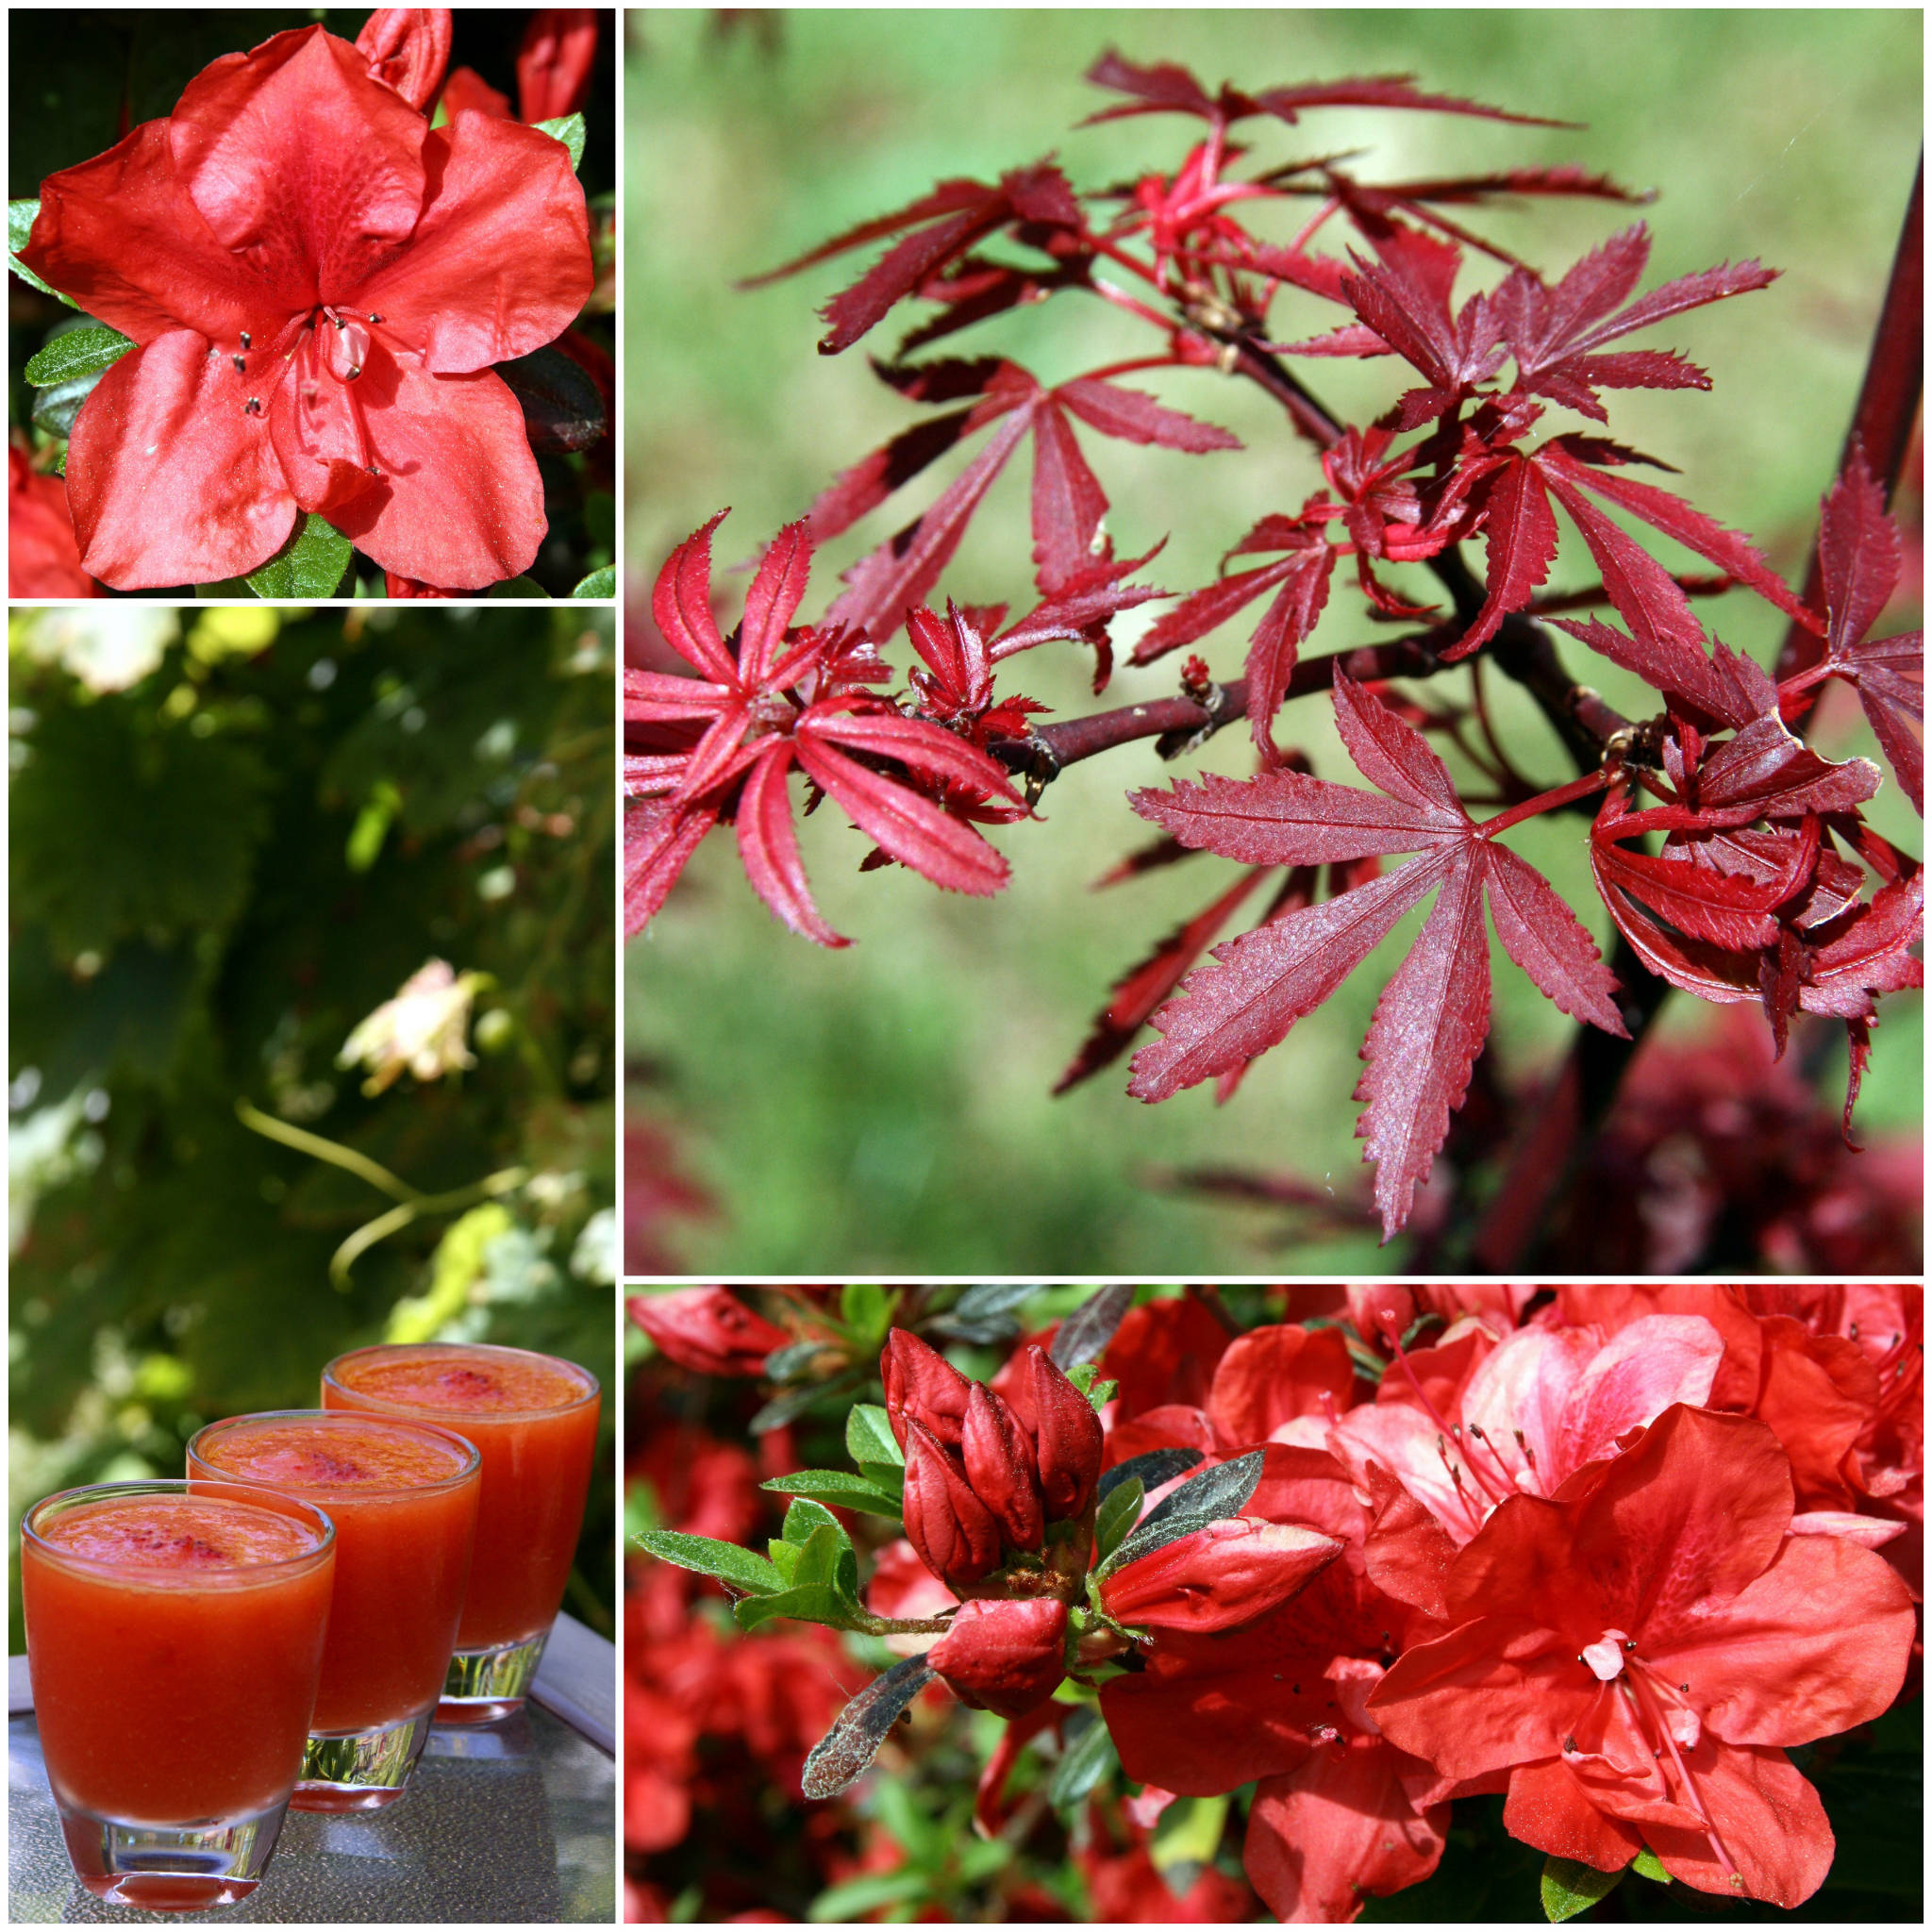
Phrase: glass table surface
[{"left": 8, "top": 1621, "right": 614, "bottom": 1924}]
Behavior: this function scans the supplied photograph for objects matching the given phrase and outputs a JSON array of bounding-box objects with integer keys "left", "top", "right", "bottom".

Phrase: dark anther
[
  {"left": 367, "top": 464, "right": 380, "bottom": 477},
  {"left": 333, "top": 316, "right": 346, "bottom": 330},
  {"left": 243, "top": 398, "right": 262, "bottom": 415},
  {"left": 1624, "top": 1639, "right": 1636, "bottom": 1650},
  {"left": 1576, "top": 1653, "right": 1586, "bottom": 1665},
  {"left": 232, "top": 356, "right": 246, "bottom": 372},
  {"left": 1679, "top": 1682, "right": 1690, "bottom": 1692},
  {"left": 240, "top": 331, "right": 251, "bottom": 349},
  {"left": 1563, "top": 1736, "right": 1577, "bottom": 1753},
  {"left": 368, "top": 313, "right": 383, "bottom": 324},
  {"left": 346, "top": 365, "right": 361, "bottom": 380}
]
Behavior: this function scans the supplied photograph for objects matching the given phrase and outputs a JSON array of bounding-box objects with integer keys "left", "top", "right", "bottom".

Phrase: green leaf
[
  {"left": 1047, "top": 1709, "right": 1118, "bottom": 1808},
  {"left": 807, "top": 1871, "right": 928, "bottom": 1922},
  {"left": 533, "top": 112, "right": 587, "bottom": 172},
  {"left": 782, "top": 1496, "right": 842, "bottom": 1545},
  {"left": 570, "top": 565, "right": 616, "bottom": 600},
  {"left": 841, "top": 1282, "right": 893, "bottom": 1349},
  {"left": 846, "top": 1402, "right": 904, "bottom": 1470},
  {"left": 635, "top": 1527, "right": 784, "bottom": 1596},
  {"left": 855, "top": 1458, "right": 905, "bottom": 1498},
  {"left": 245, "top": 512, "right": 353, "bottom": 600},
  {"left": 734, "top": 1580, "right": 863, "bottom": 1632},
  {"left": 1540, "top": 1856, "right": 1625, "bottom": 1922},
  {"left": 762, "top": 1470, "right": 905, "bottom": 1520},
  {"left": 487, "top": 575, "right": 547, "bottom": 599},
  {"left": 764, "top": 1339, "right": 830, "bottom": 1384},
  {"left": 765, "top": 1537, "right": 801, "bottom": 1584},
  {"left": 1094, "top": 1477, "right": 1143, "bottom": 1561},
  {"left": 1629, "top": 1850, "right": 1672, "bottom": 1885},
  {"left": 9, "top": 199, "right": 79, "bottom": 308},
  {"left": 1051, "top": 1285, "right": 1135, "bottom": 1368},
  {"left": 25, "top": 324, "right": 135, "bottom": 387},
  {"left": 1099, "top": 1450, "right": 1267, "bottom": 1576},
  {"left": 791, "top": 1523, "right": 852, "bottom": 1592},
  {"left": 30, "top": 374, "right": 99, "bottom": 440}
]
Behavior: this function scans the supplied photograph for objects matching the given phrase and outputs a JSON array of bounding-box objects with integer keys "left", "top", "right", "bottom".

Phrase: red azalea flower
[
  {"left": 628, "top": 1287, "right": 790, "bottom": 1377},
  {"left": 1101, "top": 1446, "right": 1452, "bottom": 1923},
  {"left": 8, "top": 444, "right": 99, "bottom": 598},
  {"left": 1367, "top": 1404, "right": 1916, "bottom": 1906},
  {"left": 20, "top": 25, "right": 592, "bottom": 591}
]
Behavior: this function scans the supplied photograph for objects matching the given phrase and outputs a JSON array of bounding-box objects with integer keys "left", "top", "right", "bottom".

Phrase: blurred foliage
[
  {"left": 8, "top": 8, "right": 618, "bottom": 598},
  {"left": 8, "top": 602, "right": 616, "bottom": 1653},
  {"left": 625, "top": 9, "right": 1922, "bottom": 1273}
]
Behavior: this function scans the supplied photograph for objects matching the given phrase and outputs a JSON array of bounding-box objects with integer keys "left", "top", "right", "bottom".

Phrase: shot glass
[
  {"left": 21, "top": 1478, "right": 335, "bottom": 1912},
  {"left": 187, "top": 1409, "right": 480, "bottom": 1810},
  {"left": 321, "top": 1341, "right": 600, "bottom": 1722}
]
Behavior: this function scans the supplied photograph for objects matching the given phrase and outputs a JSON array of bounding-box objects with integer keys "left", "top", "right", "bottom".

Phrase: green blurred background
[
  {"left": 9, "top": 604, "right": 617, "bottom": 1651},
  {"left": 626, "top": 10, "right": 1923, "bottom": 1274}
]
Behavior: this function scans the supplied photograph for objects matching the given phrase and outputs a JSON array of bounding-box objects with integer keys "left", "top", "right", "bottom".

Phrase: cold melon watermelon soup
[
  {"left": 187, "top": 1411, "right": 480, "bottom": 1808},
  {"left": 22, "top": 1480, "right": 334, "bottom": 1909},
  {"left": 321, "top": 1342, "right": 599, "bottom": 1721}
]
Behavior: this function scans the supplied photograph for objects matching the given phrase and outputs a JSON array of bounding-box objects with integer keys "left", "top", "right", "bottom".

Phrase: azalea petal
[
  {"left": 1618, "top": 1739, "right": 1834, "bottom": 1907},
  {"left": 1459, "top": 1325, "right": 1596, "bottom": 1493},
  {"left": 1556, "top": 1315, "right": 1724, "bottom": 1479},
  {"left": 67, "top": 330, "right": 295, "bottom": 590},
  {"left": 1501, "top": 1757, "right": 1642, "bottom": 1872},
  {"left": 169, "top": 27, "right": 426, "bottom": 301},
  {"left": 1367, "top": 1611, "right": 1581, "bottom": 1780},
  {"left": 1570, "top": 1407, "right": 1791, "bottom": 1641},
  {"left": 352, "top": 111, "right": 593, "bottom": 374},
  {"left": 304, "top": 351, "right": 545, "bottom": 590},
  {"left": 20, "top": 121, "right": 291, "bottom": 344},
  {"left": 1247, "top": 1741, "right": 1449, "bottom": 1923},
  {"left": 1642, "top": 1528, "right": 1913, "bottom": 1746},
  {"left": 270, "top": 328, "right": 386, "bottom": 520},
  {"left": 1100, "top": 1644, "right": 1322, "bottom": 1793},
  {"left": 1206, "top": 1324, "right": 1357, "bottom": 1446}
]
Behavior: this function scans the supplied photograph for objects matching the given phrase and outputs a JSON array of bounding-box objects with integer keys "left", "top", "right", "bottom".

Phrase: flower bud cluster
[{"left": 885, "top": 1332, "right": 1104, "bottom": 1591}]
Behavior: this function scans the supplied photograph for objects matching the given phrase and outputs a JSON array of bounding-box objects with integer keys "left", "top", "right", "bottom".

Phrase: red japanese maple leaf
[
  {"left": 1129, "top": 673, "right": 1626, "bottom": 1238},
  {"left": 1807, "top": 448, "right": 1924, "bottom": 813},
  {"left": 626, "top": 512, "right": 1024, "bottom": 945},
  {"left": 1367, "top": 1404, "right": 1917, "bottom": 1907},
  {"left": 19, "top": 25, "right": 592, "bottom": 591},
  {"left": 808, "top": 358, "right": 1236, "bottom": 637}
]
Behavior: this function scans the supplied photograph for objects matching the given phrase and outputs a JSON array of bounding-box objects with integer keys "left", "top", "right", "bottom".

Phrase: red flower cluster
[{"left": 19, "top": 15, "right": 592, "bottom": 591}]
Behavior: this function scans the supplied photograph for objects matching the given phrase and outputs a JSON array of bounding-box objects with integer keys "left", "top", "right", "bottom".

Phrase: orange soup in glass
[
  {"left": 188, "top": 1410, "right": 480, "bottom": 1808},
  {"left": 22, "top": 1480, "right": 334, "bottom": 1911},
  {"left": 321, "top": 1341, "right": 599, "bottom": 1721}
]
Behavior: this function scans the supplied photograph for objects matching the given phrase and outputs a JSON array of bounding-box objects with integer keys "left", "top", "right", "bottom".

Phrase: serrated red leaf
[
  {"left": 1481, "top": 841, "right": 1626, "bottom": 1032},
  {"left": 1244, "top": 547, "right": 1336, "bottom": 744},
  {"left": 651, "top": 508, "right": 739, "bottom": 684},
  {"left": 1079, "top": 51, "right": 1261, "bottom": 126},
  {"left": 812, "top": 707, "right": 1025, "bottom": 807},
  {"left": 793, "top": 730, "right": 1009, "bottom": 896},
  {"left": 1028, "top": 400, "right": 1112, "bottom": 593},
  {"left": 828, "top": 408, "right": 1036, "bottom": 640},
  {"left": 1255, "top": 75, "right": 1569, "bottom": 128},
  {"left": 1591, "top": 841, "right": 1784, "bottom": 949},
  {"left": 1696, "top": 714, "right": 1881, "bottom": 820},
  {"left": 1330, "top": 670, "right": 1466, "bottom": 815},
  {"left": 1052, "top": 868, "right": 1272, "bottom": 1094},
  {"left": 733, "top": 747, "right": 847, "bottom": 947},
  {"left": 805, "top": 408, "right": 978, "bottom": 542},
  {"left": 1132, "top": 764, "right": 1458, "bottom": 868},
  {"left": 1820, "top": 450, "right": 1902, "bottom": 652},
  {"left": 1448, "top": 455, "right": 1557, "bottom": 658},
  {"left": 1354, "top": 850, "right": 1491, "bottom": 1237},
  {"left": 625, "top": 796, "right": 718, "bottom": 939},
  {"left": 1054, "top": 378, "right": 1243, "bottom": 454},
  {"left": 740, "top": 521, "right": 814, "bottom": 684},
  {"left": 1802, "top": 873, "right": 1924, "bottom": 1015},
  {"left": 1132, "top": 555, "right": 1302, "bottom": 665},
  {"left": 1128, "top": 851, "right": 1452, "bottom": 1101}
]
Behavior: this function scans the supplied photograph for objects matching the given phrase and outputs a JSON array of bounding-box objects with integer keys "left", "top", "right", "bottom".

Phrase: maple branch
[{"left": 1775, "top": 153, "right": 1924, "bottom": 690}]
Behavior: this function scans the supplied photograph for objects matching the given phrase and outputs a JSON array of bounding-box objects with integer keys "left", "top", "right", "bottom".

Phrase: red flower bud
[
  {"left": 1101, "top": 1519, "right": 1342, "bottom": 1633},
  {"left": 961, "top": 1383, "right": 1043, "bottom": 1551},
  {"left": 902, "top": 1419, "right": 1004, "bottom": 1590},
  {"left": 627, "top": 1288, "right": 788, "bottom": 1376},
  {"left": 882, "top": 1329, "right": 974, "bottom": 1450},
  {"left": 1023, "top": 1345, "right": 1106, "bottom": 1522},
  {"left": 928, "top": 1598, "right": 1068, "bottom": 1720}
]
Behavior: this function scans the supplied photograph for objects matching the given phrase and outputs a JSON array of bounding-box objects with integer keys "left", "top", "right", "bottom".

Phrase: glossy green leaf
[
  {"left": 1048, "top": 1709, "right": 1118, "bottom": 1808},
  {"left": 1094, "top": 1476, "right": 1143, "bottom": 1561},
  {"left": 570, "top": 566, "right": 616, "bottom": 600},
  {"left": 25, "top": 324, "right": 135, "bottom": 387},
  {"left": 487, "top": 575, "right": 547, "bottom": 599},
  {"left": 1149, "top": 1793, "right": 1228, "bottom": 1895},
  {"left": 533, "top": 112, "right": 587, "bottom": 172},
  {"left": 245, "top": 512, "right": 352, "bottom": 600},
  {"left": 841, "top": 1282, "right": 893, "bottom": 1347},
  {"left": 761, "top": 1469, "right": 905, "bottom": 1519},
  {"left": 782, "top": 1495, "right": 843, "bottom": 1545},
  {"left": 8, "top": 199, "right": 79, "bottom": 308},
  {"left": 807, "top": 1872, "right": 928, "bottom": 1923},
  {"left": 635, "top": 1526, "right": 784, "bottom": 1596},
  {"left": 846, "top": 1402, "right": 904, "bottom": 1470},
  {"left": 1629, "top": 1850, "right": 1672, "bottom": 1885},
  {"left": 1540, "top": 1856, "right": 1625, "bottom": 1922},
  {"left": 733, "top": 1580, "right": 862, "bottom": 1632}
]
